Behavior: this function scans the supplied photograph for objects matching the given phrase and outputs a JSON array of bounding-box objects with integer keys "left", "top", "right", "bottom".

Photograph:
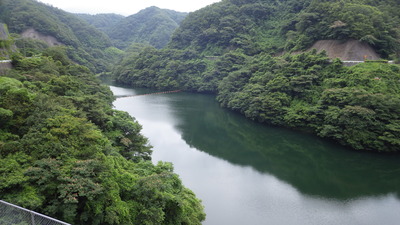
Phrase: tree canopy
[{"left": 0, "top": 42, "right": 205, "bottom": 224}]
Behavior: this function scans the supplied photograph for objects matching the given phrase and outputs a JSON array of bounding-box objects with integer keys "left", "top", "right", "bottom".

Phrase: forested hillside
[
  {"left": 169, "top": 0, "right": 400, "bottom": 57},
  {"left": 115, "top": 0, "right": 400, "bottom": 152},
  {"left": 0, "top": 43, "right": 205, "bottom": 225},
  {"left": 0, "top": 0, "right": 206, "bottom": 223},
  {"left": 0, "top": 0, "right": 120, "bottom": 73},
  {"left": 108, "top": 6, "right": 187, "bottom": 49},
  {"left": 76, "top": 13, "right": 125, "bottom": 34}
]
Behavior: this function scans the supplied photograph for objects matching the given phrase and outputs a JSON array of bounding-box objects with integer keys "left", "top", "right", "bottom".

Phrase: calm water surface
[{"left": 110, "top": 85, "right": 400, "bottom": 225}]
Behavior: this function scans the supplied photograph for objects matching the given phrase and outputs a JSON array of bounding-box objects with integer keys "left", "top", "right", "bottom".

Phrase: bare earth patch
[{"left": 309, "top": 39, "right": 380, "bottom": 61}]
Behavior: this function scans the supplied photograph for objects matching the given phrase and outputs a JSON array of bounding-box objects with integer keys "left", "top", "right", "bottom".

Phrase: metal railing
[{"left": 0, "top": 200, "right": 70, "bottom": 225}]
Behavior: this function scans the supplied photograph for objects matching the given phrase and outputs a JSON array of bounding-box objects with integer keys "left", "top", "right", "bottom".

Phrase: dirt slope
[
  {"left": 21, "top": 28, "right": 62, "bottom": 46},
  {"left": 0, "top": 23, "right": 9, "bottom": 40},
  {"left": 308, "top": 39, "right": 380, "bottom": 61}
]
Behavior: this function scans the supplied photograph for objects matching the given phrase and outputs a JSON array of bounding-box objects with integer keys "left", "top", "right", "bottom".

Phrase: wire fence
[{"left": 0, "top": 200, "right": 70, "bottom": 225}]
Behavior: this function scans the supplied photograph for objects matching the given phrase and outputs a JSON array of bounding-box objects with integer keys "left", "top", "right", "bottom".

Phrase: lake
[{"left": 111, "top": 85, "right": 400, "bottom": 225}]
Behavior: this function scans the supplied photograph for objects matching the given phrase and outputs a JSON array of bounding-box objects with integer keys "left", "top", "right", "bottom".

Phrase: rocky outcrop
[
  {"left": 0, "top": 23, "right": 12, "bottom": 59},
  {"left": 0, "top": 23, "right": 9, "bottom": 40},
  {"left": 309, "top": 39, "right": 380, "bottom": 61},
  {"left": 21, "top": 28, "right": 62, "bottom": 46}
]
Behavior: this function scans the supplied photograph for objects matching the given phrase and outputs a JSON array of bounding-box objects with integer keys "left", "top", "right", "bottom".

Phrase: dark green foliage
[
  {"left": 0, "top": 45, "right": 205, "bottom": 224},
  {"left": 0, "top": 0, "right": 111, "bottom": 49},
  {"left": 14, "top": 37, "right": 49, "bottom": 57},
  {"left": 115, "top": 46, "right": 210, "bottom": 91},
  {"left": 168, "top": 0, "right": 400, "bottom": 57},
  {"left": 217, "top": 51, "right": 400, "bottom": 152},
  {"left": 108, "top": 6, "right": 187, "bottom": 49},
  {"left": 168, "top": 0, "right": 303, "bottom": 55},
  {"left": 285, "top": 0, "right": 400, "bottom": 57}
]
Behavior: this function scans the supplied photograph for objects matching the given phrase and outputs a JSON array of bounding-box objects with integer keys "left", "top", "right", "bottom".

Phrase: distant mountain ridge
[
  {"left": 107, "top": 6, "right": 188, "bottom": 49},
  {"left": 76, "top": 13, "right": 125, "bottom": 34},
  {"left": 76, "top": 7, "right": 187, "bottom": 49}
]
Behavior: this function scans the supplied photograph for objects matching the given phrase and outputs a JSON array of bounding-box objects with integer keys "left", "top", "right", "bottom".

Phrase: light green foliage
[
  {"left": 0, "top": 108, "right": 13, "bottom": 127},
  {"left": 0, "top": 76, "right": 34, "bottom": 131},
  {"left": 0, "top": 153, "right": 30, "bottom": 189}
]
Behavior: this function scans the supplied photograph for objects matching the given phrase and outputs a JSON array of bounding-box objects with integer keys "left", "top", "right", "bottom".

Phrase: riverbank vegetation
[
  {"left": 114, "top": 0, "right": 400, "bottom": 152},
  {"left": 0, "top": 45, "right": 205, "bottom": 224},
  {"left": 217, "top": 51, "right": 400, "bottom": 152}
]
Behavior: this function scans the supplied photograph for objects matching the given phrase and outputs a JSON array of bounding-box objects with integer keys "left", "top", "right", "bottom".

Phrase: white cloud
[{"left": 38, "top": 0, "right": 221, "bottom": 16}]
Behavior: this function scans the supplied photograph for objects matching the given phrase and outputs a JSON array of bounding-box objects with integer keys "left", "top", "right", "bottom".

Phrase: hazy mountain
[
  {"left": 76, "top": 13, "right": 125, "bottom": 34},
  {"left": 108, "top": 6, "right": 188, "bottom": 49}
]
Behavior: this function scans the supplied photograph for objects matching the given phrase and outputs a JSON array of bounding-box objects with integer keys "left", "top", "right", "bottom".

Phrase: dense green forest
[
  {"left": 0, "top": 0, "right": 110, "bottom": 48},
  {"left": 0, "top": 0, "right": 121, "bottom": 73},
  {"left": 168, "top": 0, "right": 400, "bottom": 57},
  {"left": 0, "top": 45, "right": 205, "bottom": 224},
  {"left": 0, "top": 0, "right": 206, "bottom": 223},
  {"left": 217, "top": 51, "right": 400, "bottom": 152},
  {"left": 106, "top": 7, "right": 187, "bottom": 49},
  {"left": 115, "top": 0, "right": 400, "bottom": 152}
]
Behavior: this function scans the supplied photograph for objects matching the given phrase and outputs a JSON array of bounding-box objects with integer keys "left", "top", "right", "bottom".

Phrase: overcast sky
[{"left": 37, "top": 0, "right": 221, "bottom": 16}]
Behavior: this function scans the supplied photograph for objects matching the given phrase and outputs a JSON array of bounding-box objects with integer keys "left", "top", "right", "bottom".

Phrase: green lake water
[{"left": 111, "top": 85, "right": 400, "bottom": 225}]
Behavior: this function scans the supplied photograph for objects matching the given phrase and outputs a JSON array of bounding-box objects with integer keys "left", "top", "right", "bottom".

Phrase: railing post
[{"left": 31, "top": 212, "right": 35, "bottom": 225}]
